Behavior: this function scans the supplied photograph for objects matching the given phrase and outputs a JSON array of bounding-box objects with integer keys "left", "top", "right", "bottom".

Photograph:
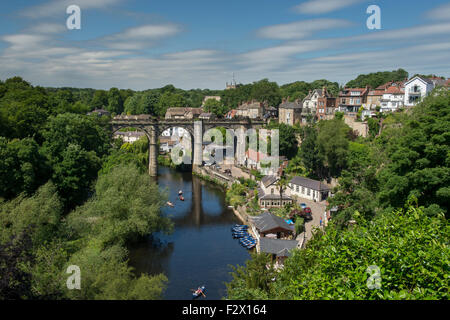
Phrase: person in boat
[{"left": 178, "top": 190, "right": 183, "bottom": 195}]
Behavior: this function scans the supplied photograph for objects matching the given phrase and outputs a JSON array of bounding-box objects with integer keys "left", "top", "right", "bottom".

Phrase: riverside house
[{"left": 250, "top": 211, "right": 295, "bottom": 239}]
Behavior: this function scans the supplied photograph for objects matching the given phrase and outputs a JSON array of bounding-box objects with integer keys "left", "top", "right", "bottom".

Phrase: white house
[
  {"left": 288, "top": 176, "right": 331, "bottom": 202},
  {"left": 302, "top": 89, "right": 321, "bottom": 113},
  {"left": 380, "top": 86, "right": 405, "bottom": 113},
  {"left": 258, "top": 175, "right": 293, "bottom": 208},
  {"left": 159, "top": 136, "right": 177, "bottom": 153},
  {"left": 404, "top": 76, "right": 435, "bottom": 107}
]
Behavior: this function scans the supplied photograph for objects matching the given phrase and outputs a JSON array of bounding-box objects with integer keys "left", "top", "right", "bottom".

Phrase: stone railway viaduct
[{"left": 110, "top": 115, "right": 265, "bottom": 176}]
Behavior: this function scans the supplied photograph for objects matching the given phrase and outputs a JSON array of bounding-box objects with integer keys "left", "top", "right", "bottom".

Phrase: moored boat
[{"left": 232, "top": 232, "right": 249, "bottom": 239}]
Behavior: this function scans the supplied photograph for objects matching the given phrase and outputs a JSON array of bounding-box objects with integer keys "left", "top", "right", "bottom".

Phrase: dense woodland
[
  {"left": 0, "top": 73, "right": 448, "bottom": 300},
  {"left": 0, "top": 77, "right": 172, "bottom": 299}
]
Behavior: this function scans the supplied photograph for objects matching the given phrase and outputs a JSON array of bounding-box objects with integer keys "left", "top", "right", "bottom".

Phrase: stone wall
[{"left": 344, "top": 115, "right": 369, "bottom": 137}]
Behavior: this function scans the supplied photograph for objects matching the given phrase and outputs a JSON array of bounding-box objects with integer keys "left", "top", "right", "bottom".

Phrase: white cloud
[
  {"left": 27, "top": 23, "right": 67, "bottom": 34},
  {"left": 293, "top": 0, "right": 364, "bottom": 14},
  {"left": 426, "top": 3, "right": 450, "bottom": 21},
  {"left": 21, "top": 0, "right": 124, "bottom": 19},
  {"left": 100, "top": 24, "right": 182, "bottom": 50},
  {"left": 257, "top": 19, "right": 352, "bottom": 40}
]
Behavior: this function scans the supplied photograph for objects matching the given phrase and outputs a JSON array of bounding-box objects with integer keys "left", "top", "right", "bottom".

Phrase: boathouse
[{"left": 250, "top": 211, "right": 294, "bottom": 239}]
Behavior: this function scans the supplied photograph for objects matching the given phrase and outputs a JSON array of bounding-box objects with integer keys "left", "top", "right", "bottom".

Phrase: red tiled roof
[
  {"left": 384, "top": 86, "right": 404, "bottom": 94},
  {"left": 339, "top": 87, "right": 369, "bottom": 96},
  {"left": 369, "top": 89, "right": 385, "bottom": 96}
]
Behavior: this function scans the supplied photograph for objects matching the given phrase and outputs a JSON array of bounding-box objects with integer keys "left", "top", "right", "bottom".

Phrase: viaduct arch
[{"left": 110, "top": 115, "right": 265, "bottom": 176}]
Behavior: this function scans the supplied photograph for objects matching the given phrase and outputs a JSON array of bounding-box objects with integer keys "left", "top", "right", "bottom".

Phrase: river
[{"left": 128, "top": 166, "right": 250, "bottom": 300}]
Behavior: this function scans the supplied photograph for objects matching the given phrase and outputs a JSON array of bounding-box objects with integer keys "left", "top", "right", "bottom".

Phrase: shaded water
[{"left": 128, "top": 166, "right": 250, "bottom": 300}]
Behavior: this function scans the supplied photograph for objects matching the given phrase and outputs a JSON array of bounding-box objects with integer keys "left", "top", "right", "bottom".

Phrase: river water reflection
[{"left": 128, "top": 166, "right": 250, "bottom": 300}]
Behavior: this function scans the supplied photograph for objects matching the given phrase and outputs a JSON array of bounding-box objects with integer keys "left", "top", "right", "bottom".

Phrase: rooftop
[
  {"left": 250, "top": 211, "right": 295, "bottom": 233},
  {"left": 259, "top": 237, "right": 298, "bottom": 257},
  {"left": 290, "top": 176, "right": 330, "bottom": 191},
  {"left": 261, "top": 175, "right": 279, "bottom": 188},
  {"left": 279, "top": 100, "right": 302, "bottom": 109}
]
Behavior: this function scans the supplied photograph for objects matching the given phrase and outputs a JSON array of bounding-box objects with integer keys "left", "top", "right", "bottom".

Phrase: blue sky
[{"left": 0, "top": 0, "right": 449, "bottom": 90}]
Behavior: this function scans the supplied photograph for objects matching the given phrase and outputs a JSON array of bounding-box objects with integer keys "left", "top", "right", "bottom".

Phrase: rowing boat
[{"left": 192, "top": 285, "right": 206, "bottom": 299}]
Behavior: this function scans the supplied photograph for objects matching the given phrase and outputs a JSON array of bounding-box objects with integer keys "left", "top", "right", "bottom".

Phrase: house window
[
  {"left": 307, "top": 189, "right": 311, "bottom": 196},
  {"left": 271, "top": 188, "right": 274, "bottom": 194},
  {"left": 302, "top": 187, "right": 305, "bottom": 194},
  {"left": 296, "top": 186, "right": 299, "bottom": 192}
]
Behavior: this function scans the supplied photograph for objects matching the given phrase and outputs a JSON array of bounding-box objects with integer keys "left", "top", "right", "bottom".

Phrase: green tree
[
  {"left": 41, "top": 113, "right": 110, "bottom": 164},
  {"left": 67, "top": 164, "right": 172, "bottom": 246},
  {"left": 226, "top": 252, "right": 277, "bottom": 300},
  {"left": 203, "top": 99, "right": 228, "bottom": 117},
  {"left": 300, "top": 125, "right": 324, "bottom": 178},
  {"left": 317, "top": 118, "right": 352, "bottom": 177},
  {"left": 91, "top": 90, "right": 108, "bottom": 109},
  {"left": 250, "top": 79, "right": 281, "bottom": 107},
  {"left": 346, "top": 68, "right": 409, "bottom": 89},
  {"left": 52, "top": 144, "right": 102, "bottom": 207},
  {"left": 158, "top": 92, "right": 188, "bottom": 117},
  {"left": 0, "top": 182, "right": 62, "bottom": 246},
  {"left": 0, "top": 137, "right": 50, "bottom": 199},
  {"left": 107, "top": 87, "right": 124, "bottom": 114}
]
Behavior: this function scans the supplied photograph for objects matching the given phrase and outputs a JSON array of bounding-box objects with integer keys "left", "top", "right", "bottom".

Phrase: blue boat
[
  {"left": 240, "top": 240, "right": 256, "bottom": 249},
  {"left": 233, "top": 230, "right": 248, "bottom": 234},
  {"left": 232, "top": 232, "right": 249, "bottom": 239},
  {"left": 231, "top": 225, "right": 248, "bottom": 231},
  {"left": 239, "top": 237, "right": 256, "bottom": 246}
]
